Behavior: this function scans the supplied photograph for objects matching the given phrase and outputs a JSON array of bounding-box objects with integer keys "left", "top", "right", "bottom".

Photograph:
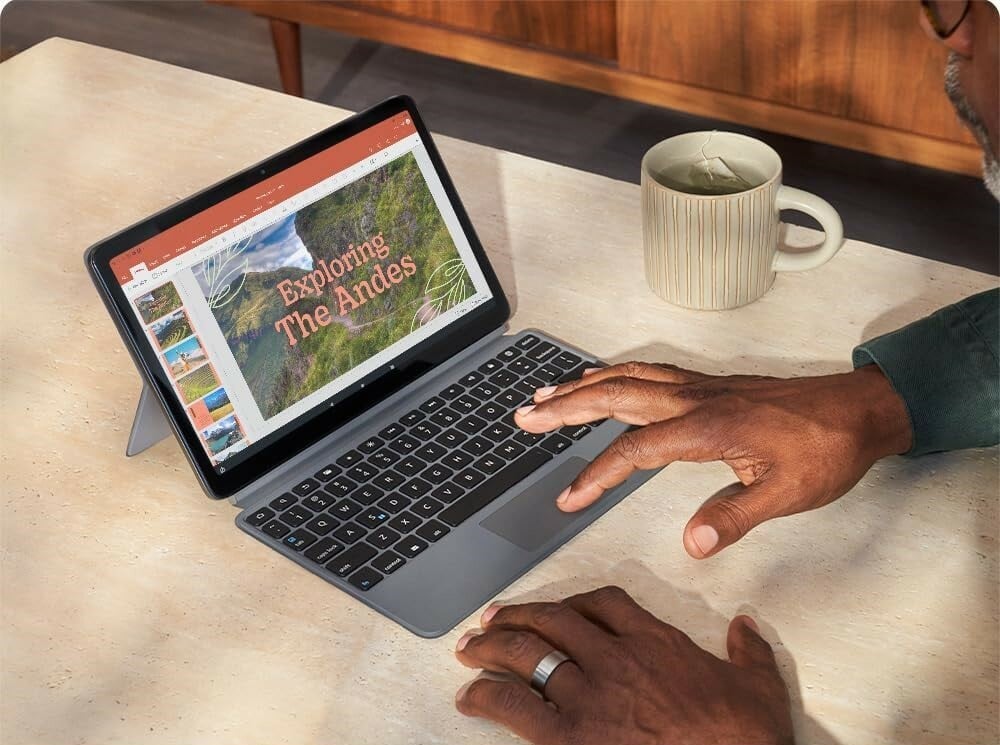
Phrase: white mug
[{"left": 641, "top": 131, "right": 844, "bottom": 310}]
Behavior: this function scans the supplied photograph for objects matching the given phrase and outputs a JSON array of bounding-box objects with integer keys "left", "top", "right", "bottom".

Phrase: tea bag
[{"left": 688, "top": 132, "right": 754, "bottom": 193}]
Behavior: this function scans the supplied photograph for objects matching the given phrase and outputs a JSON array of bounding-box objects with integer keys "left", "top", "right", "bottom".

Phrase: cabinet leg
[{"left": 269, "top": 17, "right": 303, "bottom": 96}]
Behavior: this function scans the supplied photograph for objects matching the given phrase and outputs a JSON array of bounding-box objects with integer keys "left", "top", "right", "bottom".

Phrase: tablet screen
[{"left": 108, "top": 111, "right": 494, "bottom": 474}]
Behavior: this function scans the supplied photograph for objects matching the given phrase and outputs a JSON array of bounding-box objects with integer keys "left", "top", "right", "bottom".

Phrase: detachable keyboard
[{"left": 242, "top": 333, "right": 603, "bottom": 592}]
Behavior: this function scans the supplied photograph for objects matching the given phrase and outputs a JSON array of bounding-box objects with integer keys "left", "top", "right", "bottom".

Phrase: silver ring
[{"left": 530, "top": 650, "right": 572, "bottom": 695}]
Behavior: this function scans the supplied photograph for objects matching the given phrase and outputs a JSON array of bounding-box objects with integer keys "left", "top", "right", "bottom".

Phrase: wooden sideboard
[{"left": 213, "top": 0, "right": 981, "bottom": 176}]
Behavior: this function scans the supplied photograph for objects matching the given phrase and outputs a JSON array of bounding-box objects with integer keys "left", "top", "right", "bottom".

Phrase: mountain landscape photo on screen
[{"left": 193, "top": 153, "right": 471, "bottom": 420}]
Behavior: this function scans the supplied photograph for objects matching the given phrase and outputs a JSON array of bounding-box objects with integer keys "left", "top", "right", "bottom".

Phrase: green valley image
[
  {"left": 149, "top": 309, "right": 194, "bottom": 351},
  {"left": 135, "top": 282, "right": 182, "bottom": 324},
  {"left": 193, "top": 152, "right": 471, "bottom": 420}
]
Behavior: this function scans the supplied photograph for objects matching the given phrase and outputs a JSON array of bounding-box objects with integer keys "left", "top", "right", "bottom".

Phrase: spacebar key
[{"left": 439, "top": 449, "right": 553, "bottom": 527}]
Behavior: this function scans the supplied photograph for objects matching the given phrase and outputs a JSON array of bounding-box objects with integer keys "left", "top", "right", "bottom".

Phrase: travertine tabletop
[{"left": 1, "top": 39, "right": 996, "bottom": 745}]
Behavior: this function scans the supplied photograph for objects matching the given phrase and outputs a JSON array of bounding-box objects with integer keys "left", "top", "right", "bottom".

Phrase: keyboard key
[
  {"left": 372, "top": 551, "right": 407, "bottom": 574},
  {"left": 515, "top": 334, "right": 540, "bottom": 349},
  {"left": 389, "top": 435, "right": 421, "bottom": 454},
  {"left": 476, "top": 402, "right": 505, "bottom": 421},
  {"left": 369, "top": 449, "right": 400, "bottom": 468},
  {"left": 439, "top": 448, "right": 553, "bottom": 527},
  {"left": 526, "top": 341, "right": 557, "bottom": 362},
  {"left": 561, "top": 424, "right": 592, "bottom": 440},
  {"left": 388, "top": 511, "right": 421, "bottom": 533},
  {"left": 358, "top": 436, "right": 384, "bottom": 454},
  {"left": 557, "top": 363, "right": 595, "bottom": 384},
  {"left": 303, "top": 492, "right": 333, "bottom": 511},
  {"left": 269, "top": 493, "right": 296, "bottom": 511},
  {"left": 432, "top": 483, "right": 464, "bottom": 503},
  {"left": 400, "top": 410, "right": 425, "bottom": 426},
  {"left": 536, "top": 364, "right": 563, "bottom": 382},
  {"left": 283, "top": 529, "right": 317, "bottom": 551},
  {"left": 495, "top": 390, "right": 523, "bottom": 408},
  {"left": 442, "top": 450, "right": 474, "bottom": 469},
  {"left": 422, "top": 463, "right": 453, "bottom": 484},
  {"left": 305, "top": 514, "right": 339, "bottom": 535},
  {"left": 331, "top": 498, "right": 363, "bottom": 519},
  {"left": 472, "top": 383, "right": 500, "bottom": 399},
  {"left": 246, "top": 507, "right": 274, "bottom": 527},
  {"left": 358, "top": 508, "right": 391, "bottom": 529},
  {"left": 484, "top": 423, "right": 514, "bottom": 442},
  {"left": 332, "top": 522, "right": 365, "bottom": 544},
  {"left": 377, "top": 494, "right": 412, "bottom": 513},
  {"left": 325, "top": 477, "right": 359, "bottom": 499},
  {"left": 452, "top": 394, "right": 479, "bottom": 413},
  {"left": 261, "top": 519, "right": 291, "bottom": 539},
  {"left": 396, "top": 536, "right": 429, "bottom": 558},
  {"left": 514, "top": 376, "right": 546, "bottom": 397},
  {"left": 304, "top": 537, "right": 345, "bottom": 564},
  {"left": 415, "top": 442, "right": 446, "bottom": 461},
  {"left": 412, "top": 497, "right": 444, "bottom": 517},
  {"left": 478, "top": 359, "right": 503, "bottom": 374},
  {"left": 456, "top": 414, "right": 488, "bottom": 435},
  {"left": 279, "top": 505, "right": 313, "bottom": 527},
  {"left": 553, "top": 351, "right": 583, "bottom": 370},
  {"left": 352, "top": 484, "right": 385, "bottom": 505},
  {"left": 412, "top": 421, "right": 442, "bottom": 441},
  {"left": 347, "top": 463, "right": 377, "bottom": 483},
  {"left": 496, "top": 440, "right": 527, "bottom": 460},
  {"left": 347, "top": 566, "right": 383, "bottom": 591},
  {"left": 458, "top": 371, "right": 484, "bottom": 387},
  {"left": 513, "top": 430, "right": 545, "bottom": 447},
  {"left": 430, "top": 408, "right": 460, "bottom": 427},
  {"left": 440, "top": 383, "right": 464, "bottom": 400},
  {"left": 497, "top": 346, "right": 521, "bottom": 362},
  {"left": 292, "top": 478, "right": 321, "bottom": 497},
  {"left": 397, "top": 455, "right": 428, "bottom": 478},
  {"left": 541, "top": 434, "right": 573, "bottom": 454},
  {"left": 420, "top": 396, "right": 446, "bottom": 413},
  {"left": 373, "top": 471, "right": 405, "bottom": 490},
  {"left": 416, "top": 520, "right": 450, "bottom": 542},
  {"left": 455, "top": 468, "right": 486, "bottom": 488},
  {"left": 488, "top": 370, "right": 517, "bottom": 388},
  {"left": 509, "top": 358, "right": 537, "bottom": 376},
  {"left": 435, "top": 429, "right": 468, "bottom": 448},
  {"left": 401, "top": 478, "right": 432, "bottom": 498},
  {"left": 462, "top": 436, "right": 493, "bottom": 456},
  {"left": 368, "top": 527, "right": 401, "bottom": 550},
  {"left": 336, "top": 450, "right": 364, "bottom": 468},
  {"left": 330, "top": 543, "right": 377, "bottom": 576},
  {"left": 378, "top": 423, "right": 405, "bottom": 440},
  {"left": 314, "top": 465, "right": 341, "bottom": 482},
  {"left": 474, "top": 454, "right": 505, "bottom": 474}
]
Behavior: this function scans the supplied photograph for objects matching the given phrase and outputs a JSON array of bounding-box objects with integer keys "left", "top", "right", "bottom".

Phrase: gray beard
[{"left": 945, "top": 52, "right": 1000, "bottom": 200}]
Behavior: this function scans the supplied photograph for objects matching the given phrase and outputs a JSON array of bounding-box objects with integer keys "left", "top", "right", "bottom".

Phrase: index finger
[{"left": 537, "top": 361, "right": 705, "bottom": 401}]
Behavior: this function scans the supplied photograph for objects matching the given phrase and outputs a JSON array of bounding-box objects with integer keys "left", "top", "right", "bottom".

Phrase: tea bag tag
[{"left": 688, "top": 156, "right": 754, "bottom": 193}]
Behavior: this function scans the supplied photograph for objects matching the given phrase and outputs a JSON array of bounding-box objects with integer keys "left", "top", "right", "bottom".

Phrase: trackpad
[{"left": 481, "top": 457, "right": 591, "bottom": 551}]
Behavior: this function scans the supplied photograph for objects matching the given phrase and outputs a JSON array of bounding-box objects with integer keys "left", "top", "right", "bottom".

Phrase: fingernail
[
  {"left": 582, "top": 367, "right": 602, "bottom": 376},
  {"left": 515, "top": 405, "right": 535, "bottom": 416},
  {"left": 556, "top": 487, "right": 570, "bottom": 505},
  {"left": 456, "top": 630, "right": 480, "bottom": 652},
  {"left": 534, "top": 385, "right": 557, "bottom": 399},
  {"left": 691, "top": 524, "right": 719, "bottom": 555},
  {"left": 455, "top": 680, "right": 473, "bottom": 702},
  {"left": 742, "top": 616, "right": 760, "bottom": 634},
  {"left": 481, "top": 603, "right": 502, "bottom": 625}
]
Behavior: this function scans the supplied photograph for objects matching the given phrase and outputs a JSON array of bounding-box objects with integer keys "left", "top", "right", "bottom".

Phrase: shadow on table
[{"left": 493, "top": 559, "right": 841, "bottom": 745}]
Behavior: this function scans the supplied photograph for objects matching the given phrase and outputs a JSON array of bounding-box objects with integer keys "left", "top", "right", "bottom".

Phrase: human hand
[
  {"left": 455, "top": 585, "right": 794, "bottom": 745},
  {"left": 514, "top": 362, "right": 912, "bottom": 558}
]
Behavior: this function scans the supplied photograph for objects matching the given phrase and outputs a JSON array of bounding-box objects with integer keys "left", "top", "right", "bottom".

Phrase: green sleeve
[{"left": 852, "top": 288, "right": 999, "bottom": 456}]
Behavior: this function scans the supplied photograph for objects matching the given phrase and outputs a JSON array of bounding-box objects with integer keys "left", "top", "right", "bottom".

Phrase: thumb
[
  {"left": 726, "top": 615, "right": 778, "bottom": 671},
  {"left": 683, "top": 480, "right": 785, "bottom": 559}
]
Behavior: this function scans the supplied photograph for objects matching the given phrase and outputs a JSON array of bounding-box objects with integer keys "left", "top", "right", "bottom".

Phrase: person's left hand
[{"left": 454, "top": 585, "right": 794, "bottom": 745}]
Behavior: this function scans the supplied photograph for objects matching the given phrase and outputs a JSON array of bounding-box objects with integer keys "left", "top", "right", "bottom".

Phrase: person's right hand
[{"left": 514, "top": 361, "right": 912, "bottom": 558}]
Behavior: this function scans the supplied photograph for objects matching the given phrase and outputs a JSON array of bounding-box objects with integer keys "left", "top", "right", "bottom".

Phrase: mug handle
[{"left": 772, "top": 186, "right": 844, "bottom": 272}]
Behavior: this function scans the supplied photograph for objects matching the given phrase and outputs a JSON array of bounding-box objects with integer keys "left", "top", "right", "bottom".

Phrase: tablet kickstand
[{"left": 126, "top": 385, "right": 172, "bottom": 456}]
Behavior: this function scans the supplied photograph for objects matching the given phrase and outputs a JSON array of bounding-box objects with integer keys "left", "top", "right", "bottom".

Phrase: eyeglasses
[{"left": 920, "top": 0, "right": 972, "bottom": 39}]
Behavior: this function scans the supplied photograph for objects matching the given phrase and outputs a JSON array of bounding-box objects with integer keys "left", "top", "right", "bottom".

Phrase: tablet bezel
[{"left": 85, "top": 96, "right": 510, "bottom": 498}]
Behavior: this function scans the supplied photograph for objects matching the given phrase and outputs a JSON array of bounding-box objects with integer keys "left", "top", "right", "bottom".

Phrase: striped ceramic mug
[{"left": 642, "top": 132, "right": 844, "bottom": 310}]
